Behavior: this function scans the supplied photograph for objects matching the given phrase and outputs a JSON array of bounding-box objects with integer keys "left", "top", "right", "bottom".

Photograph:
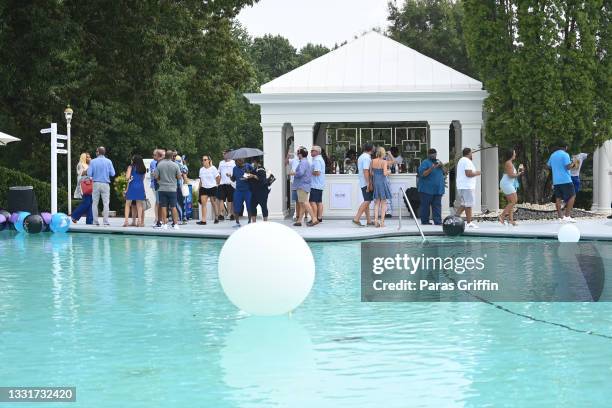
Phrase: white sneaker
[
  {"left": 172, "top": 224, "right": 180, "bottom": 230},
  {"left": 466, "top": 222, "right": 479, "bottom": 229},
  {"left": 161, "top": 224, "right": 168, "bottom": 230},
  {"left": 563, "top": 216, "right": 576, "bottom": 223},
  {"left": 558, "top": 218, "right": 565, "bottom": 223}
]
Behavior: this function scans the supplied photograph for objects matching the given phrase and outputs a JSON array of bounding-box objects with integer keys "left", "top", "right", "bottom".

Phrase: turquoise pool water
[{"left": 1, "top": 232, "right": 611, "bottom": 407}]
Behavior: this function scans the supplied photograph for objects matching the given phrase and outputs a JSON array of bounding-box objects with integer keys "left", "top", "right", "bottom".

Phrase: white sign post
[{"left": 41, "top": 123, "right": 68, "bottom": 214}]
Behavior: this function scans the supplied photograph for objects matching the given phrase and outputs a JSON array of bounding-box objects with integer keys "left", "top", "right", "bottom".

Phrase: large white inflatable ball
[{"left": 218, "top": 222, "right": 315, "bottom": 316}]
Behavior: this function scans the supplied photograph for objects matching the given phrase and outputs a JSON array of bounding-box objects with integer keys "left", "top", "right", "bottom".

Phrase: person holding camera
[{"left": 417, "top": 148, "right": 447, "bottom": 225}]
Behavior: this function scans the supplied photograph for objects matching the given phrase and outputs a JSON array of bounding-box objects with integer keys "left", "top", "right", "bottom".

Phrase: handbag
[{"left": 80, "top": 177, "right": 93, "bottom": 196}]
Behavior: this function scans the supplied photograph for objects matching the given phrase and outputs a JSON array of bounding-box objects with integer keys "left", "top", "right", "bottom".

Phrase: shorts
[
  {"left": 361, "top": 186, "right": 373, "bottom": 202},
  {"left": 217, "top": 184, "right": 234, "bottom": 201},
  {"left": 499, "top": 177, "right": 516, "bottom": 195},
  {"left": 309, "top": 188, "right": 323, "bottom": 203},
  {"left": 457, "top": 189, "right": 475, "bottom": 207},
  {"left": 199, "top": 186, "right": 218, "bottom": 197},
  {"left": 297, "top": 189, "right": 309, "bottom": 203},
  {"left": 291, "top": 189, "right": 298, "bottom": 201},
  {"left": 571, "top": 176, "right": 581, "bottom": 194},
  {"left": 554, "top": 182, "right": 575, "bottom": 202},
  {"left": 158, "top": 191, "right": 177, "bottom": 208}
]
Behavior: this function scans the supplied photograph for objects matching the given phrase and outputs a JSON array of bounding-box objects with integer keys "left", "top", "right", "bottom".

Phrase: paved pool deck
[{"left": 69, "top": 216, "right": 612, "bottom": 242}]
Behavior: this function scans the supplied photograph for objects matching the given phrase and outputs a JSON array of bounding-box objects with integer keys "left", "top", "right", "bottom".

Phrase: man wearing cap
[
  {"left": 417, "top": 148, "right": 447, "bottom": 225},
  {"left": 309, "top": 145, "right": 326, "bottom": 223}
]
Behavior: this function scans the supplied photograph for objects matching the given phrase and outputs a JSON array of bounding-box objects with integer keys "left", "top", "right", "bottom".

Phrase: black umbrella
[{"left": 226, "top": 147, "right": 264, "bottom": 160}]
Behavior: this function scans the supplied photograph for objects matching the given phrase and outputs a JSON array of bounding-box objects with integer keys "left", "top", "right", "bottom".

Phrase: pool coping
[{"left": 68, "top": 218, "right": 612, "bottom": 242}]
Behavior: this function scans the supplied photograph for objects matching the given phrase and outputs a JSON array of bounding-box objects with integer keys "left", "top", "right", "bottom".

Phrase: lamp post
[{"left": 64, "top": 106, "right": 73, "bottom": 215}]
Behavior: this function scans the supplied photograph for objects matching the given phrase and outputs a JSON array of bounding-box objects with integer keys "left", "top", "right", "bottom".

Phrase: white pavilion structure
[{"left": 246, "top": 31, "right": 611, "bottom": 219}]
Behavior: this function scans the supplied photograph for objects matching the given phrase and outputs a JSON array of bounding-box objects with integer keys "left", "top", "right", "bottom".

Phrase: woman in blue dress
[
  {"left": 371, "top": 146, "right": 392, "bottom": 227},
  {"left": 123, "top": 155, "right": 147, "bottom": 227}
]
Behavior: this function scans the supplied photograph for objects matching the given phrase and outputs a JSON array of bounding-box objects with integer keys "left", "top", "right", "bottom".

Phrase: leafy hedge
[{"left": 0, "top": 165, "right": 67, "bottom": 212}]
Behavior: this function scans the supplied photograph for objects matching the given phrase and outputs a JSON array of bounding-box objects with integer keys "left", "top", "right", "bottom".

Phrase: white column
[
  {"left": 262, "top": 123, "right": 287, "bottom": 219},
  {"left": 593, "top": 140, "right": 612, "bottom": 213},
  {"left": 429, "top": 122, "right": 451, "bottom": 215},
  {"left": 292, "top": 123, "right": 314, "bottom": 152},
  {"left": 460, "top": 122, "right": 483, "bottom": 214}
]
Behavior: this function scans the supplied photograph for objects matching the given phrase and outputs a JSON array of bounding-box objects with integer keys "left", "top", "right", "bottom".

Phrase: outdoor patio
[{"left": 69, "top": 216, "right": 612, "bottom": 242}]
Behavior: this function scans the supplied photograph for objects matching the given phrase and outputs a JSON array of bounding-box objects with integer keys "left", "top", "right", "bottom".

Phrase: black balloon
[
  {"left": 23, "top": 214, "right": 44, "bottom": 234},
  {"left": 442, "top": 215, "right": 465, "bottom": 236}
]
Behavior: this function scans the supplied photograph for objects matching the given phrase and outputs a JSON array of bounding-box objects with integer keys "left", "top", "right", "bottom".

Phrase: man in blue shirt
[
  {"left": 87, "top": 146, "right": 116, "bottom": 225},
  {"left": 417, "top": 148, "right": 447, "bottom": 225},
  {"left": 547, "top": 142, "right": 576, "bottom": 222},
  {"left": 309, "top": 145, "right": 326, "bottom": 223},
  {"left": 230, "top": 159, "right": 253, "bottom": 227}
]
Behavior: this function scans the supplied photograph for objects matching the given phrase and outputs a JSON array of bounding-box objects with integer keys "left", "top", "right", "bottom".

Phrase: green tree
[
  {"left": 387, "top": 0, "right": 476, "bottom": 77},
  {"left": 463, "top": 0, "right": 606, "bottom": 203},
  {"left": 297, "top": 43, "right": 331, "bottom": 66},
  {"left": 250, "top": 34, "right": 299, "bottom": 84},
  {"left": 0, "top": 0, "right": 257, "bottom": 187}
]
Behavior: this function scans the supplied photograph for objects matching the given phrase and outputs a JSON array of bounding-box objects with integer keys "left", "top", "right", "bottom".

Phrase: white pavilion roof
[{"left": 260, "top": 31, "right": 482, "bottom": 94}]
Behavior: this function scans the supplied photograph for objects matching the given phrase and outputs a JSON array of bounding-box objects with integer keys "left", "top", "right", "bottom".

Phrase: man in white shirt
[
  {"left": 217, "top": 150, "right": 236, "bottom": 221},
  {"left": 455, "top": 147, "right": 481, "bottom": 228},
  {"left": 309, "top": 145, "right": 326, "bottom": 222}
]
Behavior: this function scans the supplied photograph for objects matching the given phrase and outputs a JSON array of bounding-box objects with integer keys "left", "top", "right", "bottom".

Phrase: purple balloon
[
  {"left": 9, "top": 212, "right": 19, "bottom": 224},
  {"left": 41, "top": 212, "right": 52, "bottom": 225},
  {"left": 0, "top": 214, "right": 5, "bottom": 224}
]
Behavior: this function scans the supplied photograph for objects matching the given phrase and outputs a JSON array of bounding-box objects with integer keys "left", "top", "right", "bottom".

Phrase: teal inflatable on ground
[
  {"left": 50, "top": 213, "right": 70, "bottom": 233},
  {"left": 15, "top": 211, "right": 30, "bottom": 233}
]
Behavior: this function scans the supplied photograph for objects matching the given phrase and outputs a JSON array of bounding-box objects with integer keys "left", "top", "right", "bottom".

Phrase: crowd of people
[
  {"left": 68, "top": 140, "right": 606, "bottom": 229},
  {"left": 70, "top": 147, "right": 273, "bottom": 229}
]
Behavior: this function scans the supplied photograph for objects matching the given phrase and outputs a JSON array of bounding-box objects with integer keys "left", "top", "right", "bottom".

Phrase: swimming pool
[{"left": 1, "top": 232, "right": 611, "bottom": 407}]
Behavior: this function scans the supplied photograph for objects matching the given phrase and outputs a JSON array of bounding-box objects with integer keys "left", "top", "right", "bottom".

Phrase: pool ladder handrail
[{"left": 397, "top": 187, "right": 426, "bottom": 242}]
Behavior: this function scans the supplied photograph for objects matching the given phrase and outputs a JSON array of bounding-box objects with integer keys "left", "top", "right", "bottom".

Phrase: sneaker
[
  {"left": 232, "top": 223, "right": 241, "bottom": 228},
  {"left": 160, "top": 224, "right": 168, "bottom": 230},
  {"left": 103, "top": 222, "right": 111, "bottom": 226},
  {"left": 218, "top": 215, "right": 225, "bottom": 221},
  {"left": 214, "top": 219, "right": 219, "bottom": 224},
  {"left": 196, "top": 221, "right": 206, "bottom": 225},
  {"left": 563, "top": 216, "right": 576, "bottom": 223},
  {"left": 229, "top": 215, "right": 235, "bottom": 221},
  {"left": 608, "top": 214, "right": 612, "bottom": 219},
  {"left": 153, "top": 223, "right": 163, "bottom": 229},
  {"left": 466, "top": 222, "right": 479, "bottom": 229},
  {"left": 172, "top": 224, "right": 180, "bottom": 230}
]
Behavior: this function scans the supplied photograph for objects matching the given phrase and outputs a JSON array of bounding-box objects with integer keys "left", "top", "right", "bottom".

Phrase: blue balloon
[
  {"left": 50, "top": 213, "right": 70, "bottom": 233},
  {"left": 15, "top": 211, "right": 30, "bottom": 233}
]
